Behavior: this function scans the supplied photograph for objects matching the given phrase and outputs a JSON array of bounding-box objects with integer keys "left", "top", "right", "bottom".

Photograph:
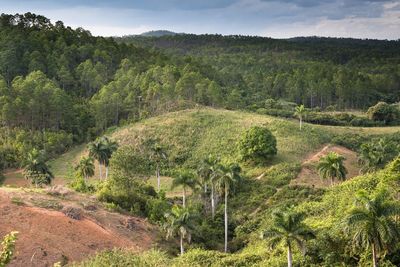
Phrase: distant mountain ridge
[{"left": 140, "top": 30, "right": 179, "bottom": 37}]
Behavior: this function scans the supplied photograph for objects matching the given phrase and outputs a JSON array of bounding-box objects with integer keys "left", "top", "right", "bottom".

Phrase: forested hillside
[
  {"left": 1, "top": 13, "right": 400, "bottom": 267},
  {"left": 119, "top": 34, "right": 400, "bottom": 109}
]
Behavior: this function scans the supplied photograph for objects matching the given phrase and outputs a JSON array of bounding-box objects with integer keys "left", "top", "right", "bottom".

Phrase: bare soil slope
[
  {"left": 0, "top": 187, "right": 156, "bottom": 266},
  {"left": 291, "top": 144, "right": 360, "bottom": 188}
]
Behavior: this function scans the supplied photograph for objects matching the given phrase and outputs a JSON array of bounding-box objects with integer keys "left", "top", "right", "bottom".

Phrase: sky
[{"left": 1, "top": 0, "right": 399, "bottom": 39}]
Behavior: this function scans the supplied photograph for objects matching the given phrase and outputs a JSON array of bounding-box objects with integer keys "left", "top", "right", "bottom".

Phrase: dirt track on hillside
[
  {"left": 291, "top": 144, "right": 360, "bottom": 188},
  {"left": 0, "top": 188, "right": 156, "bottom": 266}
]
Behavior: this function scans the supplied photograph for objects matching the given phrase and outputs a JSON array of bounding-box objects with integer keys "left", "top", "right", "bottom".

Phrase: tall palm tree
[
  {"left": 208, "top": 156, "right": 222, "bottom": 219},
  {"left": 215, "top": 163, "right": 241, "bottom": 253},
  {"left": 101, "top": 136, "right": 118, "bottom": 179},
  {"left": 87, "top": 138, "right": 107, "bottom": 180},
  {"left": 75, "top": 156, "right": 95, "bottom": 182},
  {"left": 171, "top": 170, "right": 197, "bottom": 208},
  {"left": 150, "top": 143, "right": 167, "bottom": 192},
  {"left": 163, "top": 205, "right": 192, "bottom": 255},
  {"left": 261, "top": 211, "right": 315, "bottom": 267},
  {"left": 23, "top": 149, "right": 54, "bottom": 187},
  {"left": 317, "top": 151, "right": 347, "bottom": 186},
  {"left": 345, "top": 191, "right": 400, "bottom": 267},
  {"left": 294, "top": 104, "right": 306, "bottom": 130}
]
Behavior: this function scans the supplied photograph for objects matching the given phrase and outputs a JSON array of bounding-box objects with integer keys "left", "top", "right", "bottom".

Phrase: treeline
[
  {"left": 1, "top": 13, "right": 400, "bottom": 167},
  {"left": 119, "top": 34, "right": 400, "bottom": 109}
]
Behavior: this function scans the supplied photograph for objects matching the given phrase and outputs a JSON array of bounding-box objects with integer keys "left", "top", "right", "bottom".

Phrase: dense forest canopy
[
  {"left": 0, "top": 12, "right": 399, "bottom": 168},
  {"left": 119, "top": 34, "right": 400, "bottom": 109}
]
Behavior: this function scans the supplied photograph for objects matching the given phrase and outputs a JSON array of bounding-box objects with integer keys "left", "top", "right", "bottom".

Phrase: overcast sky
[{"left": 1, "top": 0, "right": 399, "bottom": 39}]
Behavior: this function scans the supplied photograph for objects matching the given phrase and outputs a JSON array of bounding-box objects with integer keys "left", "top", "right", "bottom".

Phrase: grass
[
  {"left": 46, "top": 107, "right": 400, "bottom": 187},
  {"left": 49, "top": 144, "right": 86, "bottom": 179},
  {"left": 31, "top": 198, "right": 63, "bottom": 210}
]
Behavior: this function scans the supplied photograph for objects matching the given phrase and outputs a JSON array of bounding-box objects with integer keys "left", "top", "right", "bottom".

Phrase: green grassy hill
[
  {"left": 4, "top": 106, "right": 398, "bottom": 195},
  {"left": 50, "top": 107, "right": 400, "bottom": 179}
]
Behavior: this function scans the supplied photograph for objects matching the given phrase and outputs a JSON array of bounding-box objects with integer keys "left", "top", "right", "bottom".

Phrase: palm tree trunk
[
  {"left": 183, "top": 186, "right": 186, "bottom": 208},
  {"left": 224, "top": 185, "right": 228, "bottom": 253},
  {"left": 211, "top": 184, "right": 215, "bottom": 219},
  {"left": 99, "top": 163, "right": 102, "bottom": 180},
  {"left": 372, "top": 242, "right": 378, "bottom": 267},
  {"left": 331, "top": 176, "right": 334, "bottom": 186},
  {"left": 180, "top": 233, "right": 184, "bottom": 255},
  {"left": 300, "top": 117, "right": 302, "bottom": 130},
  {"left": 287, "top": 242, "right": 293, "bottom": 267},
  {"left": 156, "top": 164, "right": 160, "bottom": 192},
  {"left": 105, "top": 166, "right": 109, "bottom": 179}
]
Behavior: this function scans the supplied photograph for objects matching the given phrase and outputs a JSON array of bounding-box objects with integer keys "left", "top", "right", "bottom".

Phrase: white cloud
[{"left": 261, "top": 1, "right": 400, "bottom": 39}]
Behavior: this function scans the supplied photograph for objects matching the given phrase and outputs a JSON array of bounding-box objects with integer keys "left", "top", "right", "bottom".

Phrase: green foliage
[
  {"left": 97, "top": 174, "right": 157, "bottom": 217},
  {"left": 74, "top": 249, "right": 170, "bottom": 267},
  {"left": 358, "top": 138, "right": 400, "bottom": 173},
  {"left": 0, "top": 231, "right": 18, "bottom": 267},
  {"left": 317, "top": 152, "right": 347, "bottom": 185},
  {"left": 238, "top": 126, "right": 277, "bottom": 162},
  {"left": 23, "top": 149, "right": 54, "bottom": 186},
  {"left": 75, "top": 156, "right": 95, "bottom": 180},
  {"left": 345, "top": 190, "right": 400, "bottom": 266},
  {"left": 367, "top": 102, "right": 400, "bottom": 125}
]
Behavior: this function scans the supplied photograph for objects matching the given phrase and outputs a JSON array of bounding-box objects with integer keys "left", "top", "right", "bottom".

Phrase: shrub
[
  {"left": 238, "top": 126, "right": 277, "bottom": 162},
  {"left": 0, "top": 231, "right": 18, "bottom": 266},
  {"left": 367, "top": 102, "right": 400, "bottom": 124}
]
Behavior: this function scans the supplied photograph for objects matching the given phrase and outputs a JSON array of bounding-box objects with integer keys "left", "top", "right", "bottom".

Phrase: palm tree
[
  {"left": 150, "top": 143, "right": 167, "bottom": 192},
  {"left": 317, "top": 151, "right": 347, "bottom": 186},
  {"left": 210, "top": 158, "right": 223, "bottom": 219},
  {"left": 101, "top": 136, "right": 118, "bottom": 179},
  {"left": 171, "top": 170, "right": 197, "bottom": 208},
  {"left": 345, "top": 191, "right": 400, "bottom": 267},
  {"left": 87, "top": 138, "right": 107, "bottom": 180},
  {"left": 294, "top": 105, "right": 306, "bottom": 130},
  {"left": 75, "top": 156, "right": 95, "bottom": 182},
  {"left": 215, "top": 163, "right": 241, "bottom": 252},
  {"left": 23, "top": 149, "right": 54, "bottom": 187},
  {"left": 163, "top": 205, "right": 192, "bottom": 255},
  {"left": 358, "top": 139, "right": 398, "bottom": 174},
  {"left": 261, "top": 211, "right": 315, "bottom": 267}
]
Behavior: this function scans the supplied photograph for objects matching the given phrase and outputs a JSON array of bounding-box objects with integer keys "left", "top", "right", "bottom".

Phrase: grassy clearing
[{"left": 47, "top": 107, "right": 400, "bottom": 188}]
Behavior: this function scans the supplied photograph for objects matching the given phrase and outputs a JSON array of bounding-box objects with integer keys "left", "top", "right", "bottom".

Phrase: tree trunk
[
  {"left": 211, "top": 184, "right": 215, "bottom": 219},
  {"left": 183, "top": 186, "right": 186, "bottom": 208},
  {"left": 331, "top": 176, "right": 334, "bottom": 186},
  {"left": 99, "top": 163, "right": 102, "bottom": 180},
  {"left": 105, "top": 166, "right": 109, "bottom": 179},
  {"left": 287, "top": 242, "right": 293, "bottom": 267},
  {"left": 299, "top": 117, "right": 302, "bottom": 130},
  {"left": 224, "top": 185, "right": 228, "bottom": 253},
  {"left": 372, "top": 242, "right": 378, "bottom": 267},
  {"left": 180, "top": 234, "right": 184, "bottom": 255},
  {"left": 156, "top": 164, "right": 160, "bottom": 192}
]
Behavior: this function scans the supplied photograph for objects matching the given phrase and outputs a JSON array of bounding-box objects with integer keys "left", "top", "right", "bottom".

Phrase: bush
[
  {"left": 238, "top": 126, "right": 277, "bottom": 162},
  {"left": 367, "top": 102, "right": 400, "bottom": 124}
]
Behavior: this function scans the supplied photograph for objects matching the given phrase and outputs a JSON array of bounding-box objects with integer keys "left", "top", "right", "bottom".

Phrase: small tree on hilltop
[{"left": 239, "top": 126, "right": 277, "bottom": 162}]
